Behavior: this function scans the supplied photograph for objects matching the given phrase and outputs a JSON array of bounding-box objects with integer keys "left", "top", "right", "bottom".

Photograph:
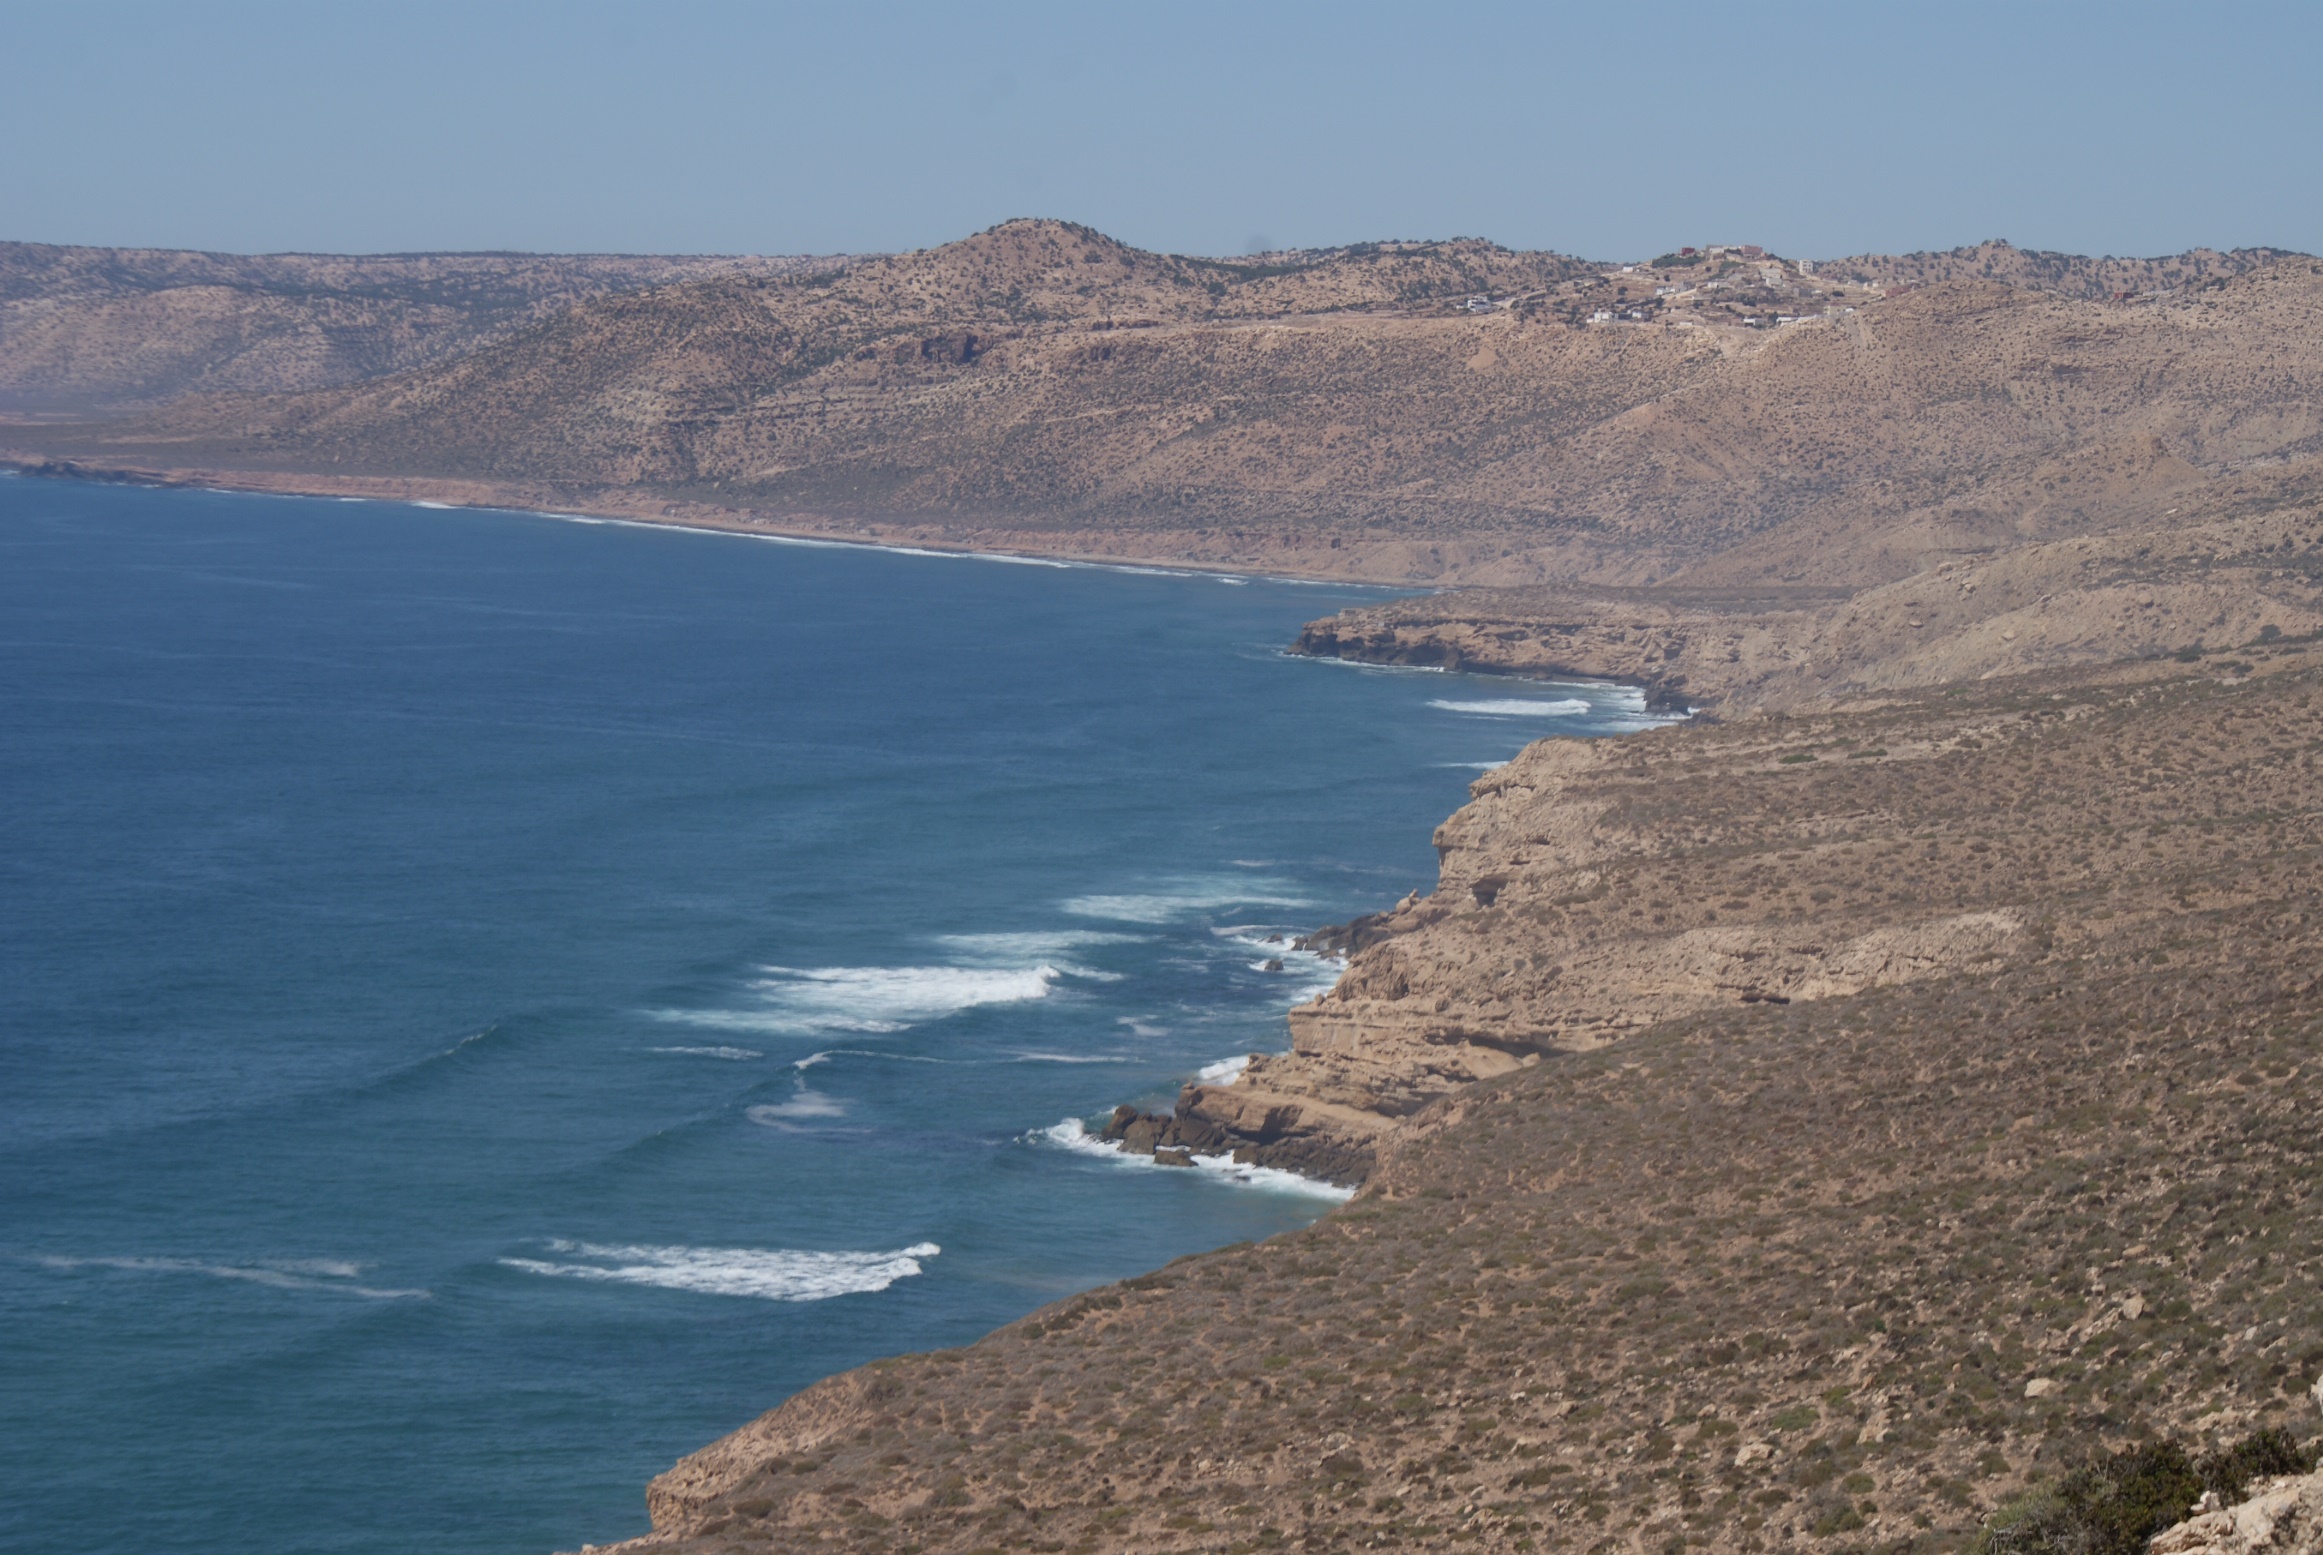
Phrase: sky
[{"left": 4, "top": 0, "right": 2319, "bottom": 263}]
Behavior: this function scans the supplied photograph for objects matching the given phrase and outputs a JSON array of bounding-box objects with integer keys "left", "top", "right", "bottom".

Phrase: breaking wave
[
  {"left": 498, "top": 1238, "right": 939, "bottom": 1300},
  {"left": 1062, "top": 878, "right": 1313, "bottom": 924},
  {"left": 1035, "top": 1118, "right": 1355, "bottom": 1201},
  {"left": 651, "top": 962, "right": 1065, "bottom": 1036},
  {"left": 1429, "top": 697, "right": 1592, "bottom": 717}
]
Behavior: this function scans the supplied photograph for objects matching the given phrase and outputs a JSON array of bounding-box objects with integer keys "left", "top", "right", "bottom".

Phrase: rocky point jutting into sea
[{"left": 6, "top": 220, "right": 2323, "bottom": 1553}]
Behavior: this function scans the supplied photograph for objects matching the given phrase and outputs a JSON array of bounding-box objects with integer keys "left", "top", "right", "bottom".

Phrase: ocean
[{"left": 0, "top": 477, "right": 1669, "bottom": 1554}]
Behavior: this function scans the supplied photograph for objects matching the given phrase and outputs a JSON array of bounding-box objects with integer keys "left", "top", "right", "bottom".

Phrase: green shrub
[
  {"left": 1975, "top": 1440, "right": 2197, "bottom": 1554},
  {"left": 1972, "top": 1428, "right": 2318, "bottom": 1555},
  {"left": 2200, "top": 1426, "right": 2315, "bottom": 1502}
]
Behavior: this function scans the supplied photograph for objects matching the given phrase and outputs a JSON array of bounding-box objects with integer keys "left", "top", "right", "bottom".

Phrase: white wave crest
[
  {"left": 1196, "top": 1054, "right": 1253, "bottom": 1085},
  {"left": 1034, "top": 1119, "right": 1355, "bottom": 1201},
  {"left": 653, "top": 962, "right": 1062, "bottom": 1036},
  {"left": 746, "top": 1088, "right": 847, "bottom": 1124},
  {"left": 498, "top": 1239, "right": 939, "bottom": 1300},
  {"left": 33, "top": 1253, "right": 429, "bottom": 1299},
  {"left": 1217, "top": 930, "right": 1348, "bottom": 998},
  {"left": 649, "top": 1045, "right": 763, "bottom": 1061},
  {"left": 934, "top": 930, "right": 1144, "bottom": 959},
  {"left": 1040, "top": 1116, "right": 1126, "bottom": 1158},
  {"left": 1429, "top": 697, "right": 1592, "bottom": 717},
  {"left": 1063, "top": 880, "right": 1312, "bottom": 923}
]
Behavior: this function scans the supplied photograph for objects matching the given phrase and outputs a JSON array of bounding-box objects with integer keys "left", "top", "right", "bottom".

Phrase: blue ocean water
[{"left": 0, "top": 477, "right": 1668, "bottom": 1555}]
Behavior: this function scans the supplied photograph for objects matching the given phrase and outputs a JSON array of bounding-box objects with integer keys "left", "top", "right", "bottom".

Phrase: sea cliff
[{"left": 592, "top": 635, "right": 2323, "bottom": 1555}]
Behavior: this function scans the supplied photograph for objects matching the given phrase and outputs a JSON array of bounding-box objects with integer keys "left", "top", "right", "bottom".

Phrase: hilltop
[{"left": 1814, "top": 240, "right": 2299, "bottom": 301}]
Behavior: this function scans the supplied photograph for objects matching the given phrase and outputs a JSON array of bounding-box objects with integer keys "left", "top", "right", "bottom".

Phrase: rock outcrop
[
  {"left": 1292, "top": 501, "right": 2323, "bottom": 717},
  {"left": 2154, "top": 1470, "right": 2323, "bottom": 1555}
]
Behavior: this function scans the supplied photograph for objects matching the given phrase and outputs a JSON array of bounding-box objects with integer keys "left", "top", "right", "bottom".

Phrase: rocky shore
[{"left": 597, "top": 635, "right": 2323, "bottom": 1555}]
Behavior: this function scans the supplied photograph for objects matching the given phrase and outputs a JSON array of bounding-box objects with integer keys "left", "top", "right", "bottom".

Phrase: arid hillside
[
  {"left": 0, "top": 242, "right": 833, "bottom": 411},
  {"left": 1816, "top": 240, "right": 2298, "bottom": 300},
  {"left": 14, "top": 223, "right": 2321, "bottom": 592},
  {"left": 603, "top": 643, "right": 2323, "bottom": 1555},
  {"left": 1290, "top": 475, "right": 2323, "bottom": 716}
]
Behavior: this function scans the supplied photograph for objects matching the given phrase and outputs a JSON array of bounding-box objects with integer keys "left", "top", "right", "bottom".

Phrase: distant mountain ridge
[
  {"left": 8, "top": 220, "right": 2322, "bottom": 601},
  {"left": 1815, "top": 238, "right": 2298, "bottom": 298},
  {"left": 0, "top": 242, "right": 842, "bottom": 409}
]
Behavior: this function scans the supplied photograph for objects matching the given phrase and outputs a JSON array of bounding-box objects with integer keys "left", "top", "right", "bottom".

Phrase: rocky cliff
[{"left": 595, "top": 641, "right": 2323, "bottom": 1555}]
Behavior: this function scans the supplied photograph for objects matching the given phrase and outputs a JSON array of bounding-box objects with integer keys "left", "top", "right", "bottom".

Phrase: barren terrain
[
  {"left": 0, "top": 242, "right": 835, "bottom": 411},
  {"left": 11, "top": 224, "right": 2323, "bottom": 594}
]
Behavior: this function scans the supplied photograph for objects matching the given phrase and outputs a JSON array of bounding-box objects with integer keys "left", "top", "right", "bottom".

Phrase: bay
[{"left": 0, "top": 477, "right": 1664, "bottom": 1554}]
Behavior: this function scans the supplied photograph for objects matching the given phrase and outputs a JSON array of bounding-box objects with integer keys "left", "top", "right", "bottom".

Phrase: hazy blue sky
[{"left": 5, "top": 0, "right": 2318, "bottom": 261}]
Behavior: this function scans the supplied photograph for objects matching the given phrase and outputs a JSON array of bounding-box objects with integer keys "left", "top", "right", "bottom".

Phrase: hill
[
  {"left": 0, "top": 242, "right": 835, "bottom": 411},
  {"left": 11, "top": 223, "right": 2321, "bottom": 596},
  {"left": 1814, "top": 240, "right": 2299, "bottom": 300}
]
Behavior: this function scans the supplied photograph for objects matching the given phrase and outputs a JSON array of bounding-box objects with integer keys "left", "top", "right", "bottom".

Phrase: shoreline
[
  {"left": 606, "top": 639, "right": 2323, "bottom": 1554},
  {"left": 6, "top": 456, "right": 1677, "bottom": 1198},
  {"left": 0, "top": 452, "right": 1435, "bottom": 590}
]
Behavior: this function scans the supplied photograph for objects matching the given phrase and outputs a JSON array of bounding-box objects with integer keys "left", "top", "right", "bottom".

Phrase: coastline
[
  {"left": 592, "top": 638, "right": 2323, "bottom": 1555},
  {"left": 0, "top": 451, "right": 1446, "bottom": 589},
  {"left": 17, "top": 458, "right": 2322, "bottom": 1552}
]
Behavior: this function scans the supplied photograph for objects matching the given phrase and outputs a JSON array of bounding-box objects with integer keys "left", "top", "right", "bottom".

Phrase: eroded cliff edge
[{"left": 599, "top": 640, "right": 2323, "bottom": 1555}]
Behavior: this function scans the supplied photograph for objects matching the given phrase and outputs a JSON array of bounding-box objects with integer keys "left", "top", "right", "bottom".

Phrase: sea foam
[
  {"left": 746, "top": 1087, "right": 847, "bottom": 1124},
  {"left": 1429, "top": 697, "right": 1592, "bottom": 716},
  {"left": 498, "top": 1239, "right": 939, "bottom": 1300},
  {"left": 654, "top": 962, "right": 1065, "bottom": 1036},
  {"left": 1062, "top": 878, "right": 1313, "bottom": 924},
  {"left": 1036, "top": 1118, "right": 1355, "bottom": 1201}
]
